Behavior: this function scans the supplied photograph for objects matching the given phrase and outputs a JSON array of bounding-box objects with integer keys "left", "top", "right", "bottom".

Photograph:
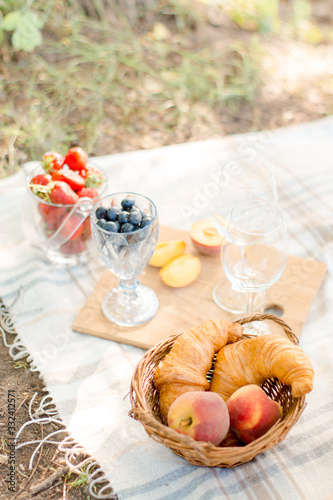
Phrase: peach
[
  {"left": 190, "top": 219, "right": 223, "bottom": 256},
  {"left": 159, "top": 254, "right": 201, "bottom": 287},
  {"left": 149, "top": 239, "right": 186, "bottom": 267},
  {"left": 168, "top": 391, "right": 230, "bottom": 445},
  {"left": 226, "top": 385, "right": 283, "bottom": 444}
]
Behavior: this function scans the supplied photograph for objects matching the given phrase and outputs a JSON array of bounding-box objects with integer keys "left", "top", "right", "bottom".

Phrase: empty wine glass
[
  {"left": 91, "top": 192, "right": 159, "bottom": 327},
  {"left": 213, "top": 157, "right": 277, "bottom": 314},
  {"left": 222, "top": 199, "right": 288, "bottom": 325}
]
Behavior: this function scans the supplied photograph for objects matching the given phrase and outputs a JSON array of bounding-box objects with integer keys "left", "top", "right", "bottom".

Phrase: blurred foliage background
[{"left": 0, "top": 0, "right": 332, "bottom": 178}]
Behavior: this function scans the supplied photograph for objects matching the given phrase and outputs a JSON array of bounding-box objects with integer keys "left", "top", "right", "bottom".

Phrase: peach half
[
  {"left": 168, "top": 391, "right": 230, "bottom": 445},
  {"left": 149, "top": 239, "right": 186, "bottom": 267},
  {"left": 190, "top": 219, "right": 223, "bottom": 255},
  {"left": 226, "top": 384, "right": 283, "bottom": 444},
  {"left": 159, "top": 254, "right": 201, "bottom": 287}
]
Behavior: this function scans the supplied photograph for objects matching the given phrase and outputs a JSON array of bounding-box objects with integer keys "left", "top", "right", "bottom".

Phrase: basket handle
[{"left": 235, "top": 313, "right": 299, "bottom": 345}]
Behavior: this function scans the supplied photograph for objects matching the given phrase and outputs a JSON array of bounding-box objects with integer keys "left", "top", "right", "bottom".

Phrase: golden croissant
[
  {"left": 210, "top": 334, "right": 314, "bottom": 401},
  {"left": 154, "top": 319, "right": 243, "bottom": 423}
]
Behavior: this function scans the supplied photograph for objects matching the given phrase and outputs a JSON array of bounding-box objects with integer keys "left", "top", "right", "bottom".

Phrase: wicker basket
[{"left": 129, "top": 313, "right": 306, "bottom": 468}]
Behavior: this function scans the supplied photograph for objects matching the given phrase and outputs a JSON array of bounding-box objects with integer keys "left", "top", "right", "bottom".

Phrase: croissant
[
  {"left": 210, "top": 334, "right": 314, "bottom": 401},
  {"left": 154, "top": 319, "right": 243, "bottom": 423}
]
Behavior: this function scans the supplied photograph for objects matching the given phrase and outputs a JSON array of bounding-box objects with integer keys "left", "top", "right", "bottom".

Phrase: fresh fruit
[
  {"left": 60, "top": 237, "right": 87, "bottom": 255},
  {"left": 64, "top": 147, "right": 88, "bottom": 171},
  {"left": 103, "top": 221, "right": 119, "bottom": 233},
  {"left": 83, "top": 165, "right": 106, "bottom": 188},
  {"left": 105, "top": 207, "right": 118, "bottom": 222},
  {"left": 93, "top": 197, "right": 153, "bottom": 234},
  {"left": 42, "top": 151, "right": 65, "bottom": 173},
  {"left": 39, "top": 203, "right": 66, "bottom": 227},
  {"left": 160, "top": 254, "right": 201, "bottom": 287},
  {"left": 49, "top": 181, "right": 79, "bottom": 205},
  {"left": 96, "top": 207, "right": 108, "bottom": 220},
  {"left": 140, "top": 217, "right": 152, "bottom": 228},
  {"left": 226, "top": 385, "right": 283, "bottom": 444},
  {"left": 52, "top": 168, "right": 85, "bottom": 192},
  {"left": 121, "top": 222, "right": 135, "bottom": 233},
  {"left": 121, "top": 196, "right": 135, "bottom": 210},
  {"left": 118, "top": 211, "right": 130, "bottom": 224},
  {"left": 59, "top": 215, "right": 83, "bottom": 241},
  {"left": 76, "top": 187, "right": 99, "bottom": 199},
  {"left": 190, "top": 219, "right": 223, "bottom": 256},
  {"left": 30, "top": 173, "right": 51, "bottom": 186},
  {"left": 129, "top": 211, "right": 142, "bottom": 225},
  {"left": 167, "top": 391, "right": 230, "bottom": 445},
  {"left": 149, "top": 239, "right": 186, "bottom": 267}
]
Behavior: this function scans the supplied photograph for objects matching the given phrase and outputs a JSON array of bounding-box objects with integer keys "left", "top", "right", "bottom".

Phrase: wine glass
[
  {"left": 91, "top": 192, "right": 159, "bottom": 327},
  {"left": 213, "top": 157, "right": 277, "bottom": 314},
  {"left": 222, "top": 199, "right": 288, "bottom": 326}
]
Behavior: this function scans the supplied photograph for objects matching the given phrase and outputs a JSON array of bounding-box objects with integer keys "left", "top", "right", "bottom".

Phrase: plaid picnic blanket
[{"left": 1, "top": 117, "right": 333, "bottom": 499}]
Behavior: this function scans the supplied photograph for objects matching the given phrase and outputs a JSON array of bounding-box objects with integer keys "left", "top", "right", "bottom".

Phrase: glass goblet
[
  {"left": 222, "top": 199, "right": 288, "bottom": 329},
  {"left": 91, "top": 193, "right": 159, "bottom": 327},
  {"left": 213, "top": 157, "right": 277, "bottom": 314}
]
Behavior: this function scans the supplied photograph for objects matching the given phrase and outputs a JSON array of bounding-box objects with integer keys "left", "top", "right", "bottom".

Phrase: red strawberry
[
  {"left": 76, "top": 187, "right": 99, "bottom": 199},
  {"left": 59, "top": 214, "right": 83, "bottom": 241},
  {"left": 82, "top": 216, "right": 92, "bottom": 239},
  {"left": 39, "top": 203, "right": 66, "bottom": 227},
  {"left": 42, "top": 151, "right": 65, "bottom": 173},
  {"left": 52, "top": 168, "right": 85, "bottom": 192},
  {"left": 64, "top": 147, "right": 88, "bottom": 172},
  {"left": 81, "top": 165, "right": 105, "bottom": 188},
  {"left": 49, "top": 181, "right": 79, "bottom": 205},
  {"left": 60, "top": 237, "right": 87, "bottom": 255},
  {"left": 30, "top": 173, "right": 51, "bottom": 186}
]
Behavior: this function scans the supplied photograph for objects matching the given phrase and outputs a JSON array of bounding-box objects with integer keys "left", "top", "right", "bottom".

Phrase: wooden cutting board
[{"left": 73, "top": 225, "right": 327, "bottom": 349}]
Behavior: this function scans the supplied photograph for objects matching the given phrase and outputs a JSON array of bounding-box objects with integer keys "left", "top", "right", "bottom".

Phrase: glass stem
[
  {"left": 119, "top": 278, "right": 139, "bottom": 303},
  {"left": 246, "top": 291, "right": 256, "bottom": 316}
]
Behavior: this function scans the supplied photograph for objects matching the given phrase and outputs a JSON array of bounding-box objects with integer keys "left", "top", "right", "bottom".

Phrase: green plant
[
  {"left": 225, "top": 0, "right": 280, "bottom": 33},
  {"left": 1, "top": 0, "right": 45, "bottom": 52}
]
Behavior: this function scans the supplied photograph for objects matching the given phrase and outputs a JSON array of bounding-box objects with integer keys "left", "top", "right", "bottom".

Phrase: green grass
[
  {"left": 0, "top": 0, "right": 331, "bottom": 178},
  {"left": 0, "top": 0, "right": 266, "bottom": 177}
]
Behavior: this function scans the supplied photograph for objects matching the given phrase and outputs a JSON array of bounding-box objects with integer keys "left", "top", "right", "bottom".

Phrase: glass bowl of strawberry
[{"left": 23, "top": 147, "right": 107, "bottom": 265}]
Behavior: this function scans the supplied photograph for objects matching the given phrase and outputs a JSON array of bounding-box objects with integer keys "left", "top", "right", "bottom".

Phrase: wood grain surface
[{"left": 73, "top": 225, "right": 327, "bottom": 349}]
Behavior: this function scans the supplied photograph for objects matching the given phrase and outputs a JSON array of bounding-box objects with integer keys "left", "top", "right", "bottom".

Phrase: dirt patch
[{"left": 0, "top": 302, "right": 117, "bottom": 500}]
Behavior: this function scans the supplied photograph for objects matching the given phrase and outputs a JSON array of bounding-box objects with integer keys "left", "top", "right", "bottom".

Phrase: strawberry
[
  {"left": 42, "top": 151, "right": 65, "bottom": 173},
  {"left": 59, "top": 214, "right": 83, "bottom": 241},
  {"left": 60, "top": 237, "right": 87, "bottom": 255},
  {"left": 49, "top": 181, "right": 79, "bottom": 205},
  {"left": 82, "top": 216, "right": 92, "bottom": 239},
  {"left": 76, "top": 187, "right": 99, "bottom": 199},
  {"left": 52, "top": 168, "right": 85, "bottom": 192},
  {"left": 39, "top": 203, "right": 66, "bottom": 227},
  {"left": 30, "top": 173, "right": 51, "bottom": 186},
  {"left": 64, "top": 147, "right": 88, "bottom": 172},
  {"left": 81, "top": 165, "right": 105, "bottom": 188}
]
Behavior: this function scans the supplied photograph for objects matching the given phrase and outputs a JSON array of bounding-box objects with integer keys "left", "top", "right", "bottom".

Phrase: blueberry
[
  {"left": 129, "top": 211, "right": 142, "bottom": 225},
  {"left": 114, "top": 221, "right": 121, "bottom": 232},
  {"left": 121, "top": 197, "right": 135, "bottom": 211},
  {"left": 118, "top": 211, "right": 129, "bottom": 224},
  {"left": 97, "top": 218, "right": 107, "bottom": 228},
  {"left": 121, "top": 222, "right": 135, "bottom": 233},
  {"left": 95, "top": 207, "right": 107, "bottom": 220},
  {"left": 140, "top": 217, "right": 152, "bottom": 228},
  {"left": 103, "top": 221, "right": 119, "bottom": 233},
  {"left": 105, "top": 207, "right": 118, "bottom": 222}
]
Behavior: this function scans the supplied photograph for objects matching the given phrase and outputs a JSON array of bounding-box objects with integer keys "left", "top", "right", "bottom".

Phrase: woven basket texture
[{"left": 129, "top": 313, "right": 306, "bottom": 468}]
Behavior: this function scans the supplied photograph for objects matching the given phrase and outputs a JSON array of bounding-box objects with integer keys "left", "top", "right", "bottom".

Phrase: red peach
[
  {"left": 226, "top": 384, "right": 283, "bottom": 444},
  {"left": 167, "top": 391, "right": 230, "bottom": 445}
]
